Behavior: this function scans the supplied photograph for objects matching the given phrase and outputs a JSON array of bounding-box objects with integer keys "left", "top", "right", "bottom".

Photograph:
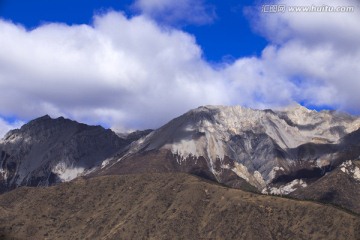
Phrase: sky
[{"left": 0, "top": 0, "right": 359, "bottom": 135}]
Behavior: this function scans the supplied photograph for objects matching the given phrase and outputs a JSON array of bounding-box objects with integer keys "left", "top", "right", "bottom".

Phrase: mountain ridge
[
  {"left": 98, "top": 105, "right": 360, "bottom": 192},
  {"left": 1, "top": 105, "right": 360, "bottom": 214},
  {"left": 0, "top": 115, "right": 145, "bottom": 192}
]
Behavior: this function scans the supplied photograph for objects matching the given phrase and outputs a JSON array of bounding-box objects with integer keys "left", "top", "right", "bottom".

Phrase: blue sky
[
  {"left": 0, "top": 0, "right": 359, "bottom": 134},
  {"left": 0, "top": 0, "right": 267, "bottom": 61}
]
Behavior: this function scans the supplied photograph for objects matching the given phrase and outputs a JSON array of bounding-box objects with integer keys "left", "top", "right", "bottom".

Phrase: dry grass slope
[
  {"left": 291, "top": 161, "right": 360, "bottom": 215},
  {"left": 0, "top": 173, "right": 359, "bottom": 240}
]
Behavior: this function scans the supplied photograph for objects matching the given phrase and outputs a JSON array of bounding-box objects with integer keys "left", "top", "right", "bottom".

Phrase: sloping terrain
[
  {"left": 0, "top": 173, "right": 359, "bottom": 240},
  {"left": 288, "top": 129, "right": 360, "bottom": 214},
  {"left": 96, "top": 149, "right": 259, "bottom": 192},
  {"left": 291, "top": 160, "right": 360, "bottom": 214}
]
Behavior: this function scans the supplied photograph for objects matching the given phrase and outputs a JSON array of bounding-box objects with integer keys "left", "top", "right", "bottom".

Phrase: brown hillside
[{"left": 0, "top": 173, "right": 359, "bottom": 240}]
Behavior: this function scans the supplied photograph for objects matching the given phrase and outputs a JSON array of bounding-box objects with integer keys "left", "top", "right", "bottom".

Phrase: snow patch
[
  {"left": 101, "top": 159, "right": 110, "bottom": 169},
  {"left": 340, "top": 160, "right": 360, "bottom": 181},
  {"left": 168, "top": 130, "right": 225, "bottom": 168},
  {"left": 52, "top": 162, "right": 85, "bottom": 182},
  {"left": 262, "top": 179, "right": 307, "bottom": 195},
  {"left": 171, "top": 140, "right": 199, "bottom": 161}
]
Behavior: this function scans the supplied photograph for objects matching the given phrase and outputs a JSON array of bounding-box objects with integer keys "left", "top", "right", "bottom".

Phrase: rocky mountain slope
[
  {"left": 98, "top": 105, "right": 360, "bottom": 193},
  {"left": 0, "top": 115, "right": 149, "bottom": 193},
  {"left": 0, "top": 173, "right": 359, "bottom": 240}
]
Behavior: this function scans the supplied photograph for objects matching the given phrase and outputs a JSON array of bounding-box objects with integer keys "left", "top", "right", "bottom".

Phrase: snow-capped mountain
[
  {"left": 98, "top": 105, "right": 360, "bottom": 193},
  {"left": 0, "top": 115, "right": 139, "bottom": 192}
]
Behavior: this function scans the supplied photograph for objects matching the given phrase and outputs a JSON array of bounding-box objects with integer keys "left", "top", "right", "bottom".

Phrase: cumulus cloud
[
  {"left": 245, "top": 0, "right": 360, "bottom": 111},
  {"left": 132, "top": 0, "right": 216, "bottom": 26},
  {"left": 0, "top": 12, "right": 228, "bottom": 131}
]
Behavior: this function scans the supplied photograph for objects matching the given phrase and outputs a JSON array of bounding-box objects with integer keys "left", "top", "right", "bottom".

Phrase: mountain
[
  {"left": 1, "top": 105, "right": 360, "bottom": 214},
  {"left": 0, "top": 173, "right": 359, "bottom": 240},
  {"left": 1, "top": 105, "right": 360, "bottom": 239},
  {"left": 97, "top": 105, "right": 360, "bottom": 193},
  {"left": 0, "top": 115, "right": 150, "bottom": 193}
]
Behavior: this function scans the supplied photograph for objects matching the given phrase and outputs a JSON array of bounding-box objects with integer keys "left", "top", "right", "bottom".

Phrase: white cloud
[
  {"left": 244, "top": 0, "right": 360, "bottom": 111},
  {"left": 132, "top": 0, "right": 216, "bottom": 26},
  {"left": 0, "top": 12, "right": 229, "bottom": 130},
  {"left": 254, "top": 0, "right": 360, "bottom": 48}
]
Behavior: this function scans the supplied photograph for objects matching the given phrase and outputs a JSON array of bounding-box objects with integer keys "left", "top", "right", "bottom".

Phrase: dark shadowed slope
[
  {"left": 0, "top": 115, "right": 148, "bottom": 192},
  {"left": 291, "top": 160, "right": 360, "bottom": 214},
  {"left": 0, "top": 173, "right": 359, "bottom": 240}
]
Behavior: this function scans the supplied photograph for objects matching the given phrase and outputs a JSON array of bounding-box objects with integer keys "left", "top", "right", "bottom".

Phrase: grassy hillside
[{"left": 0, "top": 173, "right": 359, "bottom": 240}]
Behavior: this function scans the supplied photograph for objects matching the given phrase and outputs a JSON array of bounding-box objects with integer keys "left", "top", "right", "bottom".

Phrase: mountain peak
[
  {"left": 103, "top": 104, "right": 360, "bottom": 191},
  {"left": 39, "top": 114, "right": 51, "bottom": 119},
  {"left": 27, "top": 114, "right": 52, "bottom": 123},
  {"left": 279, "top": 103, "right": 312, "bottom": 113},
  {"left": 20, "top": 115, "right": 71, "bottom": 132},
  {"left": 0, "top": 115, "right": 129, "bottom": 192}
]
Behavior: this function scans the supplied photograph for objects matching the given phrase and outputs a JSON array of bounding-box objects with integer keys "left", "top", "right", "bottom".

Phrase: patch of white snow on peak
[
  {"left": 340, "top": 160, "right": 360, "bottom": 181},
  {"left": 52, "top": 162, "right": 85, "bottom": 182},
  {"left": 262, "top": 179, "right": 307, "bottom": 195}
]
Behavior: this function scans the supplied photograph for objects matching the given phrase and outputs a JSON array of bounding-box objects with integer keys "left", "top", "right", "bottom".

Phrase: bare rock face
[
  {"left": 0, "top": 115, "right": 131, "bottom": 192},
  {"left": 98, "top": 105, "right": 360, "bottom": 195}
]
